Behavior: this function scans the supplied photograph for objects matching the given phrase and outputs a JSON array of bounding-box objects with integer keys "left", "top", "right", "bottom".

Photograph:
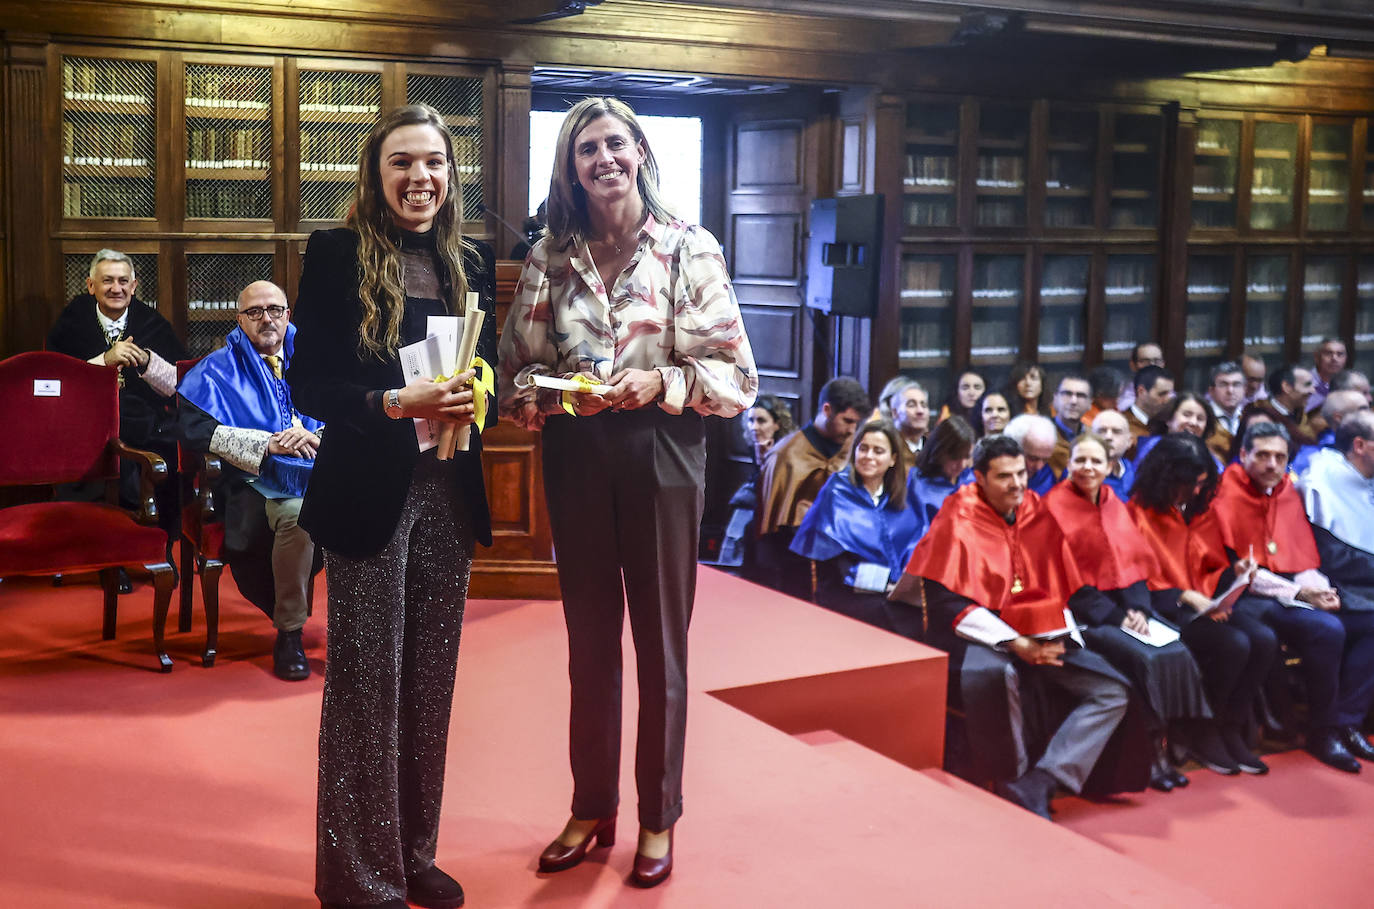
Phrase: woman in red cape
[
  {"left": 1128, "top": 433, "right": 1278, "bottom": 776},
  {"left": 1045, "top": 433, "right": 1213, "bottom": 792}
]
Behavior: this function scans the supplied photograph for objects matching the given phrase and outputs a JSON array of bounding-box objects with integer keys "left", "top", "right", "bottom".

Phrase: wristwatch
[{"left": 384, "top": 388, "right": 404, "bottom": 419}]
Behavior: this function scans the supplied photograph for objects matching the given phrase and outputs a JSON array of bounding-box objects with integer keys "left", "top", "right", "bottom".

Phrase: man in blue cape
[{"left": 178, "top": 281, "right": 323, "bottom": 680}]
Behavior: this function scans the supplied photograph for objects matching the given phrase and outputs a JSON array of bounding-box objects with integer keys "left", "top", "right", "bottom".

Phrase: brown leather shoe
[
  {"left": 629, "top": 828, "right": 673, "bottom": 888},
  {"left": 537, "top": 817, "right": 615, "bottom": 873}
]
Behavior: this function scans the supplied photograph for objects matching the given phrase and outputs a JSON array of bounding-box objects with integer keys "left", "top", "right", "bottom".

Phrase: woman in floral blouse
[{"left": 499, "top": 96, "right": 757, "bottom": 888}]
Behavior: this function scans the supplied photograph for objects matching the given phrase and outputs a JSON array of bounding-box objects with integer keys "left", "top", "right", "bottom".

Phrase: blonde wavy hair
[
  {"left": 544, "top": 96, "right": 675, "bottom": 250},
  {"left": 347, "top": 104, "right": 471, "bottom": 358}
]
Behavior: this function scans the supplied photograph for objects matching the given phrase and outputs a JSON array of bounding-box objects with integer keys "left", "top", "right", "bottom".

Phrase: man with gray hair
[
  {"left": 1330, "top": 368, "right": 1371, "bottom": 407},
  {"left": 878, "top": 375, "right": 930, "bottom": 473},
  {"left": 47, "top": 249, "right": 187, "bottom": 564},
  {"left": 1004, "top": 413, "right": 1059, "bottom": 495},
  {"left": 1292, "top": 389, "right": 1370, "bottom": 477}
]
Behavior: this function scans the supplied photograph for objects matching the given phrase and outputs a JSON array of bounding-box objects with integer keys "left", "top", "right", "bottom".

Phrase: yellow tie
[{"left": 264, "top": 355, "right": 282, "bottom": 379}]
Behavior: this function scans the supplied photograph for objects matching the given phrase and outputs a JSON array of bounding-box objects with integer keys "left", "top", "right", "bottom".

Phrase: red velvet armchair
[{"left": 0, "top": 351, "right": 177, "bottom": 671}]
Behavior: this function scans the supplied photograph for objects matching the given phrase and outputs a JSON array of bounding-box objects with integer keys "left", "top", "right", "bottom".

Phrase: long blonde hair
[
  {"left": 544, "top": 97, "right": 675, "bottom": 250},
  {"left": 347, "top": 104, "right": 471, "bottom": 358}
]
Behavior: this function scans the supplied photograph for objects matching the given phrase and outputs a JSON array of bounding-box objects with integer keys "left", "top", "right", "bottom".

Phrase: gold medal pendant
[
  {"left": 1267, "top": 541, "right": 1278, "bottom": 555},
  {"left": 1011, "top": 577, "right": 1024, "bottom": 594}
]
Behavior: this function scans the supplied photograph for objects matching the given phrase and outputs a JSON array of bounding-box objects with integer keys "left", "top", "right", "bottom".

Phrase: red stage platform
[{"left": 1, "top": 566, "right": 1370, "bottom": 906}]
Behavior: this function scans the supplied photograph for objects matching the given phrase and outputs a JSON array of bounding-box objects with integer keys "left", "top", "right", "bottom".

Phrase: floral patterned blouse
[{"left": 497, "top": 214, "right": 758, "bottom": 430}]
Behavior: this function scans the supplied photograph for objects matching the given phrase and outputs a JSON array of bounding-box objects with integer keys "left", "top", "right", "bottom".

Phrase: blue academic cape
[
  {"left": 1103, "top": 458, "right": 1136, "bottom": 502},
  {"left": 790, "top": 470, "right": 922, "bottom": 586}
]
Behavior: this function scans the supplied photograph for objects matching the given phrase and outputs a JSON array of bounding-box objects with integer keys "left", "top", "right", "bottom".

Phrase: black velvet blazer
[{"left": 287, "top": 227, "right": 497, "bottom": 558}]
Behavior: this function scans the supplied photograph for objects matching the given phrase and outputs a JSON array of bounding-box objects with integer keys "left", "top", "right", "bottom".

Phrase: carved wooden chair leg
[
  {"left": 98, "top": 567, "right": 119, "bottom": 640},
  {"left": 149, "top": 562, "right": 175, "bottom": 672},
  {"left": 178, "top": 538, "right": 194, "bottom": 633},
  {"left": 201, "top": 558, "right": 223, "bottom": 667}
]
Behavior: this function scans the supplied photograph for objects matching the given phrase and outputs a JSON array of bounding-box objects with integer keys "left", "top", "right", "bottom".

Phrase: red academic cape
[
  {"left": 1211, "top": 461, "right": 1320, "bottom": 574},
  {"left": 1043, "top": 479, "right": 1160, "bottom": 592},
  {"left": 905, "top": 484, "right": 1080, "bottom": 637},
  {"left": 1127, "top": 502, "right": 1230, "bottom": 596}
]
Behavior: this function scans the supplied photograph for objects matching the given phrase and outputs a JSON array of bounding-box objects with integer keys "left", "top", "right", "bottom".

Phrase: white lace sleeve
[{"left": 209, "top": 425, "right": 272, "bottom": 476}]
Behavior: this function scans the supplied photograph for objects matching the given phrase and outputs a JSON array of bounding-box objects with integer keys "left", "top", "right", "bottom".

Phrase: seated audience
[
  {"left": 1116, "top": 342, "right": 1165, "bottom": 413},
  {"left": 47, "top": 249, "right": 188, "bottom": 545},
  {"left": 1047, "top": 373, "right": 1092, "bottom": 474},
  {"left": 1004, "top": 360, "right": 1047, "bottom": 416},
  {"left": 1091, "top": 409, "right": 1135, "bottom": 501},
  {"left": 1045, "top": 432, "right": 1214, "bottom": 791},
  {"left": 1004, "top": 414, "right": 1059, "bottom": 494},
  {"left": 893, "top": 435, "right": 1142, "bottom": 819},
  {"left": 1124, "top": 365, "right": 1175, "bottom": 458},
  {"left": 1292, "top": 389, "right": 1368, "bottom": 477},
  {"left": 1128, "top": 433, "right": 1278, "bottom": 776},
  {"left": 754, "top": 377, "right": 869, "bottom": 599},
  {"left": 879, "top": 377, "right": 931, "bottom": 473},
  {"left": 972, "top": 389, "right": 1011, "bottom": 438},
  {"left": 717, "top": 394, "right": 794, "bottom": 569},
  {"left": 1134, "top": 391, "right": 1221, "bottom": 471},
  {"left": 1329, "top": 368, "right": 1371, "bottom": 407},
  {"left": 178, "top": 281, "right": 323, "bottom": 680},
  {"left": 1249, "top": 363, "right": 1318, "bottom": 446},
  {"left": 1298, "top": 410, "right": 1374, "bottom": 765},
  {"left": 1083, "top": 364, "right": 1124, "bottom": 426},
  {"left": 939, "top": 370, "right": 985, "bottom": 425},
  {"left": 906, "top": 416, "right": 976, "bottom": 531},
  {"left": 1307, "top": 337, "right": 1348, "bottom": 415},
  {"left": 1205, "top": 361, "right": 1246, "bottom": 462},
  {"left": 1241, "top": 352, "right": 1269, "bottom": 404},
  {"left": 790, "top": 420, "right": 920, "bottom": 634},
  {"left": 1215, "top": 422, "right": 1374, "bottom": 773}
]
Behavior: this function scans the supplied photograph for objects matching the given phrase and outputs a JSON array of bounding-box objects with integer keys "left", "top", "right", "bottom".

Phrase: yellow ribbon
[
  {"left": 435, "top": 356, "right": 494, "bottom": 433},
  {"left": 561, "top": 374, "right": 600, "bottom": 417}
]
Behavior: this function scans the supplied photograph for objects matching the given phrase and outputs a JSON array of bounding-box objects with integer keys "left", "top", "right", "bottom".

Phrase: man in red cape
[
  {"left": 1213, "top": 421, "right": 1372, "bottom": 772},
  {"left": 891, "top": 435, "right": 1147, "bottom": 819}
]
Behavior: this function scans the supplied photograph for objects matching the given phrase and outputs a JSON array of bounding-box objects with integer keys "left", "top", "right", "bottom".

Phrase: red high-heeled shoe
[
  {"left": 537, "top": 817, "right": 616, "bottom": 873},
  {"left": 629, "top": 828, "right": 673, "bottom": 888}
]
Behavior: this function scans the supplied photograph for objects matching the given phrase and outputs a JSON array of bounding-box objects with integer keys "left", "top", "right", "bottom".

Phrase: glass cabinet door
[
  {"left": 1184, "top": 254, "right": 1234, "bottom": 390},
  {"left": 1102, "top": 253, "right": 1156, "bottom": 372},
  {"left": 1045, "top": 107, "right": 1097, "bottom": 229},
  {"left": 186, "top": 252, "right": 274, "bottom": 356},
  {"left": 1037, "top": 255, "right": 1090, "bottom": 366},
  {"left": 1192, "top": 118, "right": 1240, "bottom": 230},
  {"left": 970, "top": 254, "right": 1023, "bottom": 370},
  {"left": 1356, "top": 256, "right": 1374, "bottom": 375},
  {"left": 1244, "top": 254, "right": 1289, "bottom": 360},
  {"left": 899, "top": 253, "right": 956, "bottom": 406},
  {"left": 185, "top": 62, "right": 273, "bottom": 221},
  {"left": 297, "top": 67, "right": 382, "bottom": 223},
  {"left": 1110, "top": 112, "right": 1160, "bottom": 229},
  {"left": 1308, "top": 122, "right": 1352, "bottom": 232},
  {"left": 406, "top": 72, "right": 486, "bottom": 223},
  {"left": 903, "top": 100, "right": 959, "bottom": 230},
  {"left": 1301, "top": 256, "right": 1345, "bottom": 348},
  {"left": 1250, "top": 120, "right": 1297, "bottom": 231},
  {"left": 61, "top": 55, "right": 158, "bottom": 219},
  {"left": 975, "top": 103, "right": 1029, "bottom": 228}
]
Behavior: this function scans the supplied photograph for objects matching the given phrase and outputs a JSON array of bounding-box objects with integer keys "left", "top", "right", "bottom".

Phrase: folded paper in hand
[{"left": 396, "top": 306, "right": 484, "bottom": 456}]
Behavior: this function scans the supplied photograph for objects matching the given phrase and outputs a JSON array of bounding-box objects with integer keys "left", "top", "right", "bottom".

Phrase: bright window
[{"left": 529, "top": 109, "right": 702, "bottom": 225}]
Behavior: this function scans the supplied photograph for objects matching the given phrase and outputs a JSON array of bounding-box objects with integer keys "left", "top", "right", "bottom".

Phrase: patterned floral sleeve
[
  {"left": 209, "top": 424, "right": 272, "bottom": 476},
  {"left": 497, "top": 241, "right": 563, "bottom": 431},
  {"left": 665, "top": 226, "right": 757, "bottom": 418}
]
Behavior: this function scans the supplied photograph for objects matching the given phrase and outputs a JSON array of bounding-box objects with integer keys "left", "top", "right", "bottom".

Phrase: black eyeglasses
[{"left": 238, "top": 305, "right": 288, "bottom": 321}]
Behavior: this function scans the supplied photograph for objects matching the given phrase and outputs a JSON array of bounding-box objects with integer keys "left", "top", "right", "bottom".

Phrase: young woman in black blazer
[{"left": 287, "top": 104, "right": 495, "bottom": 909}]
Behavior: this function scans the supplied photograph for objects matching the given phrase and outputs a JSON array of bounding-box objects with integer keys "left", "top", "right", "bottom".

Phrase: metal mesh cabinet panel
[
  {"left": 64, "top": 252, "right": 159, "bottom": 309},
  {"left": 186, "top": 253, "right": 274, "bottom": 356},
  {"left": 298, "top": 69, "right": 381, "bottom": 221},
  {"left": 62, "top": 56, "right": 157, "bottom": 219},
  {"left": 406, "top": 73, "right": 485, "bottom": 220},
  {"left": 185, "top": 63, "right": 273, "bottom": 219}
]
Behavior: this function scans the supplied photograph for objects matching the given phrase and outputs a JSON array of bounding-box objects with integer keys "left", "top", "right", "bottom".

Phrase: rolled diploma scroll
[
  {"left": 437, "top": 293, "right": 484, "bottom": 459},
  {"left": 523, "top": 374, "right": 614, "bottom": 396}
]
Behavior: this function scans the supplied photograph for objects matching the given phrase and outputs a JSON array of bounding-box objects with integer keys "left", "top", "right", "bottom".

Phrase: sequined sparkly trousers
[
  {"left": 543, "top": 407, "right": 705, "bottom": 832},
  {"left": 316, "top": 456, "right": 473, "bottom": 906}
]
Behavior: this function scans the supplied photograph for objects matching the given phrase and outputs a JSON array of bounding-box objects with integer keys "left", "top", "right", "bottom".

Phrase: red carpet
[{"left": 0, "top": 566, "right": 1369, "bottom": 907}]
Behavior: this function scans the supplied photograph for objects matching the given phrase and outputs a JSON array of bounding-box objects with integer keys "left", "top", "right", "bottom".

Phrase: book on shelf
[{"left": 63, "top": 58, "right": 152, "bottom": 105}]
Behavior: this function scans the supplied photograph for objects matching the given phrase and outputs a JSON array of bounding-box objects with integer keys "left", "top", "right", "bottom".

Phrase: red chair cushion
[{"left": 0, "top": 502, "right": 168, "bottom": 576}]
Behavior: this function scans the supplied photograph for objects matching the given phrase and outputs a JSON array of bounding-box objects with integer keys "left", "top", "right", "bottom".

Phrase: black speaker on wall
[{"left": 805, "top": 194, "right": 883, "bottom": 318}]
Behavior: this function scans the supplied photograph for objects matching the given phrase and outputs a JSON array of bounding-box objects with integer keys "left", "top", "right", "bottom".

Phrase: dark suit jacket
[{"left": 286, "top": 227, "right": 496, "bottom": 558}]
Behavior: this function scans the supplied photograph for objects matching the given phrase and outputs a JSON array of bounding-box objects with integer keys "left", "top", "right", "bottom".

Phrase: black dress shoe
[
  {"left": 320, "top": 901, "right": 408, "bottom": 909},
  {"left": 1308, "top": 727, "right": 1362, "bottom": 773},
  {"left": 406, "top": 865, "right": 464, "bottom": 909},
  {"left": 272, "top": 629, "right": 310, "bottom": 681},
  {"left": 1166, "top": 766, "right": 1190, "bottom": 788},
  {"left": 1341, "top": 726, "right": 1374, "bottom": 762},
  {"left": 117, "top": 568, "right": 133, "bottom": 595},
  {"left": 1221, "top": 726, "right": 1269, "bottom": 775},
  {"left": 1180, "top": 723, "right": 1240, "bottom": 776},
  {"left": 995, "top": 768, "right": 1055, "bottom": 820}
]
